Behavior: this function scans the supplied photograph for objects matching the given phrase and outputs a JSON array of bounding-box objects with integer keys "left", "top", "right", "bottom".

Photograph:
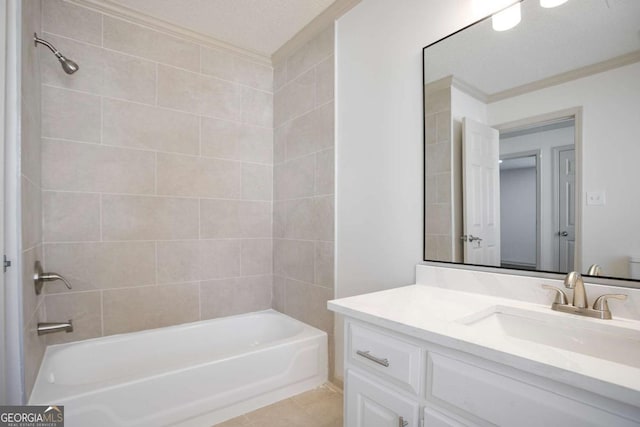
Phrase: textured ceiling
[
  {"left": 424, "top": 0, "right": 640, "bottom": 95},
  {"left": 106, "top": 0, "right": 336, "bottom": 56}
]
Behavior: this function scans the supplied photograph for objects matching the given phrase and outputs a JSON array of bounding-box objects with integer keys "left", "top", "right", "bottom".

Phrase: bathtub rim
[{"left": 29, "top": 309, "right": 327, "bottom": 404}]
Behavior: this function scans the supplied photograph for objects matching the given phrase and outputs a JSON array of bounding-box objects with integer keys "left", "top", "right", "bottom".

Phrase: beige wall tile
[
  {"left": 45, "top": 291, "right": 102, "bottom": 344},
  {"left": 425, "top": 87, "right": 450, "bottom": 115},
  {"left": 156, "top": 153, "right": 241, "bottom": 198},
  {"left": 156, "top": 65, "right": 201, "bottom": 115},
  {"left": 272, "top": 275, "right": 285, "bottom": 313},
  {"left": 241, "top": 87, "right": 273, "bottom": 127},
  {"left": 284, "top": 279, "right": 333, "bottom": 333},
  {"left": 44, "top": 242, "right": 156, "bottom": 292},
  {"left": 156, "top": 240, "right": 200, "bottom": 284},
  {"left": 274, "top": 239, "right": 314, "bottom": 283},
  {"left": 315, "top": 195, "right": 334, "bottom": 242},
  {"left": 241, "top": 239, "right": 272, "bottom": 276},
  {"left": 43, "top": 191, "right": 100, "bottom": 242},
  {"left": 102, "top": 195, "right": 199, "bottom": 240},
  {"left": 315, "top": 241, "right": 334, "bottom": 288},
  {"left": 242, "top": 163, "right": 272, "bottom": 201},
  {"left": 40, "top": 33, "right": 103, "bottom": 95},
  {"left": 426, "top": 141, "right": 452, "bottom": 174},
  {"left": 42, "top": 139, "right": 155, "bottom": 194},
  {"left": 200, "top": 200, "right": 271, "bottom": 238},
  {"left": 316, "top": 55, "right": 334, "bottom": 106},
  {"left": 21, "top": 102, "right": 41, "bottom": 185},
  {"left": 286, "top": 24, "right": 334, "bottom": 83},
  {"left": 102, "top": 50, "right": 156, "bottom": 104},
  {"left": 200, "top": 276, "right": 271, "bottom": 319},
  {"left": 21, "top": 177, "right": 42, "bottom": 250},
  {"left": 23, "top": 304, "right": 45, "bottom": 399},
  {"left": 273, "top": 61, "right": 287, "bottom": 92},
  {"left": 103, "top": 283, "right": 199, "bottom": 335},
  {"left": 103, "top": 16, "right": 199, "bottom": 71},
  {"left": 201, "top": 119, "right": 274, "bottom": 164},
  {"left": 200, "top": 239, "right": 241, "bottom": 280},
  {"left": 158, "top": 65, "right": 241, "bottom": 121},
  {"left": 200, "top": 74, "right": 242, "bottom": 121},
  {"left": 200, "top": 46, "right": 236, "bottom": 81},
  {"left": 315, "top": 149, "right": 334, "bottom": 196},
  {"left": 425, "top": 114, "right": 437, "bottom": 145},
  {"left": 22, "top": 245, "right": 44, "bottom": 327},
  {"left": 200, "top": 117, "right": 239, "bottom": 160},
  {"left": 234, "top": 58, "right": 273, "bottom": 93},
  {"left": 275, "top": 198, "right": 333, "bottom": 241},
  {"left": 239, "top": 126, "right": 273, "bottom": 164},
  {"left": 42, "top": 86, "right": 101, "bottom": 143},
  {"left": 273, "top": 85, "right": 288, "bottom": 128},
  {"left": 425, "top": 203, "right": 452, "bottom": 236},
  {"left": 103, "top": 99, "right": 199, "bottom": 155},
  {"left": 274, "top": 126, "right": 287, "bottom": 164},
  {"left": 286, "top": 69, "right": 316, "bottom": 121},
  {"left": 274, "top": 154, "right": 315, "bottom": 200},
  {"left": 201, "top": 47, "right": 272, "bottom": 92},
  {"left": 285, "top": 102, "right": 334, "bottom": 160},
  {"left": 42, "top": 0, "right": 102, "bottom": 46}
]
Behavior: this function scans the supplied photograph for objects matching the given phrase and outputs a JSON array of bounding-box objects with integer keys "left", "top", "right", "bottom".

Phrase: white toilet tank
[{"left": 630, "top": 256, "right": 640, "bottom": 280}]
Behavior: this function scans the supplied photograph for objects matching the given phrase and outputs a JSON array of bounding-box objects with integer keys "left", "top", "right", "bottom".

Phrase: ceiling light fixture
[
  {"left": 492, "top": 3, "right": 522, "bottom": 31},
  {"left": 540, "top": 0, "right": 569, "bottom": 8}
]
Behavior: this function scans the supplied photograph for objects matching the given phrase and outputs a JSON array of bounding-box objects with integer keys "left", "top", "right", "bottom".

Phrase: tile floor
[{"left": 216, "top": 384, "right": 343, "bottom": 427}]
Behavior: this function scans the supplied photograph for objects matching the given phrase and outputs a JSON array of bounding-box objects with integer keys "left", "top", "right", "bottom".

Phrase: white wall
[
  {"left": 500, "top": 166, "right": 537, "bottom": 266},
  {"left": 490, "top": 62, "right": 640, "bottom": 277},
  {"left": 335, "top": 0, "right": 500, "bottom": 379},
  {"left": 335, "top": 0, "right": 489, "bottom": 298}
]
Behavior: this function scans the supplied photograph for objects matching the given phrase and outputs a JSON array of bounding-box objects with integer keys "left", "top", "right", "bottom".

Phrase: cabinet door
[{"left": 346, "top": 369, "right": 419, "bottom": 427}]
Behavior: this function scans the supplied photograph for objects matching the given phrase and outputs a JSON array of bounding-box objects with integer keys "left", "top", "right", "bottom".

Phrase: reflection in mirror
[{"left": 423, "top": 0, "right": 640, "bottom": 284}]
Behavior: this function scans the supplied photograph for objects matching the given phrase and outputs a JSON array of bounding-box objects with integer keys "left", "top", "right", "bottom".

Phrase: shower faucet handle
[{"left": 34, "top": 261, "right": 72, "bottom": 295}]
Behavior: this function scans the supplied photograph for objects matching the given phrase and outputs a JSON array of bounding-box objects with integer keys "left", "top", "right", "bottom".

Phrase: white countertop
[{"left": 328, "top": 284, "right": 640, "bottom": 408}]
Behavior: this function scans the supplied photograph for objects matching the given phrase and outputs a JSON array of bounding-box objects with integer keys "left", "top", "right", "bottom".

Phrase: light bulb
[
  {"left": 492, "top": 3, "right": 521, "bottom": 32},
  {"left": 540, "top": 0, "right": 568, "bottom": 7}
]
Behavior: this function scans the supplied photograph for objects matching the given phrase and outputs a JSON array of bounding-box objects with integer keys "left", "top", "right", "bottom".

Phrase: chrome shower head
[{"left": 34, "top": 33, "right": 79, "bottom": 75}]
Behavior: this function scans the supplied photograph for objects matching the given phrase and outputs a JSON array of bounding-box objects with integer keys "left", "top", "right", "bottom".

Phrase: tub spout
[{"left": 37, "top": 320, "right": 73, "bottom": 335}]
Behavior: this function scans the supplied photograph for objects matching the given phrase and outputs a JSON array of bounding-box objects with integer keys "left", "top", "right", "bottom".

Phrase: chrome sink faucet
[{"left": 542, "top": 271, "right": 627, "bottom": 320}]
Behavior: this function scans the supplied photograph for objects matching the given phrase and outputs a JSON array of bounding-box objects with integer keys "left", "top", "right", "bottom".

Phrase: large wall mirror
[{"left": 423, "top": 0, "right": 640, "bottom": 286}]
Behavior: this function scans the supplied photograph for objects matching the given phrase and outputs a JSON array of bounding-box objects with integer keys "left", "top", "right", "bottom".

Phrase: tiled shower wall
[
  {"left": 21, "top": 0, "right": 46, "bottom": 398},
  {"left": 40, "top": 0, "right": 274, "bottom": 344},
  {"left": 272, "top": 27, "right": 336, "bottom": 375},
  {"left": 424, "top": 82, "right": 454, "bottom": 262}
]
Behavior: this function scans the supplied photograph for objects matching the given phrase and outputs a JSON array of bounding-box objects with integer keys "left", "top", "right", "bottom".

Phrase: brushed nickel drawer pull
[{"left": 356, "top": 350, "right": 390, "bottom": 367}]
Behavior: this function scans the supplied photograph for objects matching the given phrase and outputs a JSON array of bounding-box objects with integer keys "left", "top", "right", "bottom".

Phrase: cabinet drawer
[
  {"left": 348, "top": 322, "right": 422, "bottom": 394},
  {"left": 346, "top": 369, "right": 420, "bottom": 427},
  {"left": 427, "top": 353, "right": 640, "bottom": 427}
]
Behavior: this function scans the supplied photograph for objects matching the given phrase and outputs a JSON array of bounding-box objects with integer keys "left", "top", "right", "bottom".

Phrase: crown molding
[
  {"left": 65, "top": 0, "right": 272, "bottom": 66},
  {"left": 488, "top": 50, "right": 640, "bottom": 103},
  {"left": 271, "top": 0, "right": 362, "bottom": 64}
]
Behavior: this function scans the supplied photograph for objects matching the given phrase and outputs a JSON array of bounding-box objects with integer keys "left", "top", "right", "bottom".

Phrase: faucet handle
[
  {"left": 593, "top": 294, "right": 627, "bottom": 312},
  {"left": 542, "top": 285, "right": 569, "bottom": 305}
]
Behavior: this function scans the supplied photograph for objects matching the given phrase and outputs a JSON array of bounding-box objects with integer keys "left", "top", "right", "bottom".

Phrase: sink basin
[{"left": 458, "top": 306, "right": 640, "bottom": 368}]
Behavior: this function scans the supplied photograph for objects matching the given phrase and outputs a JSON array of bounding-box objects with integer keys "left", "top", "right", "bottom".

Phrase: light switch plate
[{"left": 586, "top": 191, "right": 606, "bottom": 206}]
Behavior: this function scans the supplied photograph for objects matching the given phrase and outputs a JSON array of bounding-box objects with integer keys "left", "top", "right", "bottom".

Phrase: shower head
[{"left": 34, "top": 33, "right": 79, "bottom": 75}]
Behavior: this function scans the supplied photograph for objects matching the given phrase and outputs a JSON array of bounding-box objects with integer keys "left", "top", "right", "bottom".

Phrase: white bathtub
[{"left": 29, "top": 310, "right": 328, "bottom": 426}]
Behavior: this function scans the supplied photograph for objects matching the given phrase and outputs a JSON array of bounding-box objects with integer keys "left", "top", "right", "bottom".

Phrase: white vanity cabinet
[{"left": 343, "top": 318, "right": 640, "bottom": 427}]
